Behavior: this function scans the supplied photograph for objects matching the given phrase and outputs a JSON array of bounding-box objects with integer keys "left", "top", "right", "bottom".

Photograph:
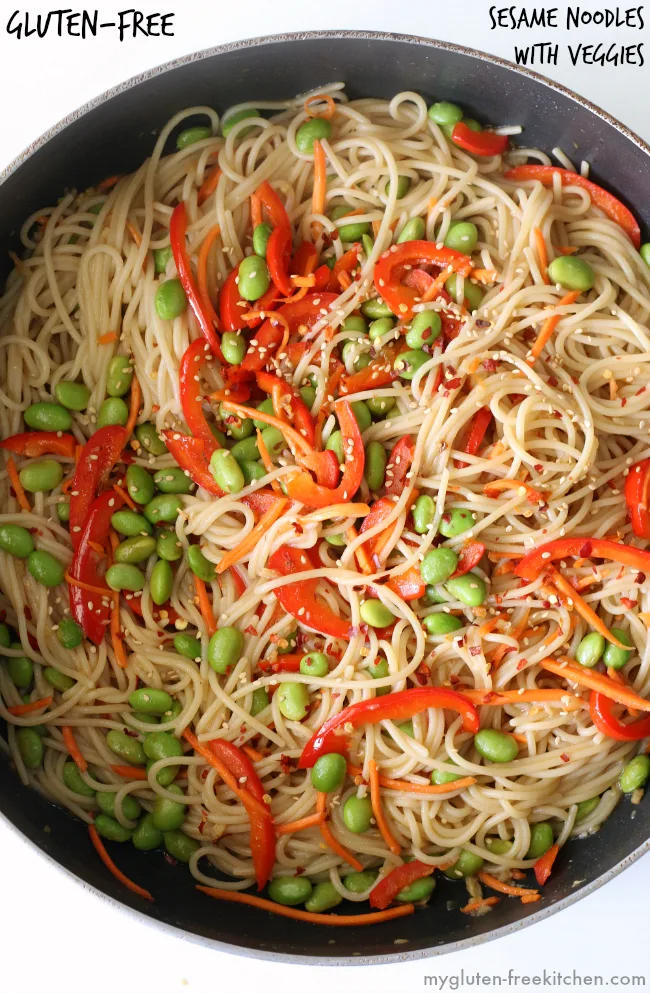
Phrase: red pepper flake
[
  {"left": 245, "top": 625, "right": 257, "bottom": 635},
  {"left": 621, "top": 597, "right": 636, "bottom": 609},
  {"left": 469, "top": 646, "right": 482, "bottom": 656},
  {"left": 560, "top": 753, "right": 570, "bottom": 763},
  {"left": 280, "top": 754, "right": 297, "bottom": 775},
  {"left": 295, "top": 866, "right": 306, "bottom": 875},
  {"left": 482, "top": 359, "right": 498, "bottom": 373},
  {"left": 124, "top": 728, "right": 139, "bottom": 738},
  {"left": 164, "top": 853, "right": 178, "bottom": 865},
  {"left": 635, "top": 572, "right": 646, "bottom": 585},
  {"left": 621, "top": 398, "right": 627, "bottom": 407},
  {"left": 24, "top": 606, "right": 32, "bottom": 621},
  {"left": 516, "top": 658, "right": 528, "bottom": 671},
  {"left": 446, "top": 377, "right": 461, "bottom": 390},
  {"left": 449, "top": 674, "right": 460, "bottom": 685},
  {"left": 578, "top": 541, "right": 593, "bottom": 558},
  {"left": 534, "top": 464, "right": 544, "bottom": 472}
]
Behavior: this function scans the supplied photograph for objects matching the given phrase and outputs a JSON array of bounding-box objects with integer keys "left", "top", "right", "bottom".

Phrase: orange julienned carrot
[
  {"left": 533, "top": 228, "right": 549, "bottom": 284},
  {"left": 126, "top": 219, "right": 142, "bottom": 247},
  {"left": 182, "top": 728, "right": 272, "bottom": 821},
  {"left": 250, "top": 191, "right": 262, "bottom": 229},
  {"left": 276, "top": 812, "right": 326, "bottom": 836},
  {"left": 7, "top": 695, "right": 53, "bottom": 716},
  {"left": 348, "top": 764, "right": 476, "bottom": 795},
  {"left": 6, "top": 456, "right": 30, "bottom": 511},
  {"left": 242, "top": 745, "right": 265, "bottom": 763},
  {"left": 196, "top": 886, "right": 414, "bottom": 924},
  {"left": 478, "top": 872, "right": 539, "bottom": 899},
  {"left": 317, "top": 792, "right": 363, "bottom": 871},
  {"left": 346, "top": 525, "right": 374, "bottom": 576},
  {"left": 216, "top": 498, "right": 289, "bottom": 575},
  {"left": 65, "top": 571, "right": 110, "bottom": 596},
  {"left": 124, "top": 373, "right": 141, "bottom": 440},
  {"left": 461, "top": 896, "right": 500, "bottom": 914},
  {"left": 548, "top": 567, "right": 623, "bottom": 649},
  {"left": 197, "top": 224, "right": 221, "bottom": 328},
  {"left": 304, "top": 94, "right": 336, "bottom": 120},
  {"left": 111, "top": 764, "right": 148, "bottom": 780},
  {"left": 368, "top": 760, "right": 402, "bottom": 856},
  {"left": 527, "top": 290, "right": 580, "bottom": 364},
  {"left": 254, "top": 428, "right": 281, "bottom": 493},
  {"left": 114, "top": 482, "right": 138, "bottom": 510},
  {"left": 540, "top": 656, "right": 650, "bottom": 712},
  {"left": 193, "top": 575, "right": 217, "bottom": 636},
  {"left": 483, "top": 479, "right": 547, "bottom": 505},
  {"left": 490, "top": 608, "right": 531, "bottom": 668},
  {"left": 98, "top": 331, "right": 119, "bottom": 345},
  {"left": 97, "top": 174, "right": 122, "bottom": 192},
  {"left": 197, "top": 167, "right": 222, "bottom": 205},
  {"left": 220, "top": 400, "right": 313, "bottom": 457},
  {"left": 89, "top": 824, "right": 153, "bottom": 901},
  {"left": 312, "top": 139, "right": 327, "bottom": 218},
  {"left": 62, "top": 726, "right": 87, "bottom": 772}
]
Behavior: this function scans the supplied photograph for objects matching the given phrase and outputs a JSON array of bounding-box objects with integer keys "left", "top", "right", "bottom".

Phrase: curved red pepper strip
[
  {"left": 256, "top": 180, "right": 291, "bottom": 230},
  {"left": 298, "top": 449, "right": 340, "bottom": 488},
  {"left": 373, "top": 241, "right": 472, "bottom": 319},
  {"left": 326, "top": 243, "right": 362, "bottom": 291},
  {"left": 504, "top": 166, "right": 641, "bottom": 249},
  {"left": 258, "top": 653, "right": 303, "bottom": 673},
  {"left": 285, "top": 401, "right": 364, "bottom": 508},
  {"left": 384, "top": 566, "right": 425, "bottom": 601},
  {"left": 515, "top": 537, "right": 650, "bottom": 582},
  {"left": 369, "top": 861, "right": 435, "bottom": 910},
  {"left": 534, "top": 844, "right": 559, "bottom": 886},
  {"left": 179, "top": 338, "right": 219, "bottom": 454},
  {"left": 163, "top": 430, "right": 223, "bottom": 496},
  {"left": 219, "top": 267, "right": 280, "bottom": 333},
  {"left": 268, "top": 544, "right": 352, "bottom": 642},
  {"left": 298, "top": 687, "right": 479, "bottom": 769},
  {"left": 589, "top": 691, "right": 650, "bottom": 741},
  {"left": 267, "top": 225, "right": 294, "bottom": 297},
  {"left": 69, "top": 426, "right": 126, "bottom": 548},
  {"left": 241, "top": 488, "right": 285, "bottom": 517},
  {"left": 291, "top": 241, "right": 318, "bottom": 276},
  {"left": 624, "top": 458, "right": 650, "bottom": 539},
  {"left": 69, "top": 490, "right": 123, "bottom": 644},
  {"left": 456, "top": 407, "right": 493, "bottom": 469},
  {"left": 0, "top": 431, "right": 77, "bottom": 459},
  {"left": 450, "top": 542, "right": 486, "bottom": 579},
  {"left": 169, "top": 202, "right": 223, "bottom": 356},
  {"left": 385, "top": 435, "right": 415, "bottom": 496},
  {"left": 210, "top": 739, "right": 275, "bottom": 890},
  {"left": 451, "top": 123, "right": 509, "bottom": 157},
  {"left": 256, "top": 370, "right": 316, "bottom": 447}
]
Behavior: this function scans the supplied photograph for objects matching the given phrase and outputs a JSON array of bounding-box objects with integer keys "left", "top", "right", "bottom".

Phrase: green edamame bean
[
  {"left": 342, "top": 794, "right": 373, "bottom": 833},
  {"left": 640, "top": 244, "right": 650, "bottom": 267},
  {"left": 143, "top": 494, "right": 182, "bottom": 525},
  {"left": 114, "top": 535, "right": 157, "bottom": 564},
  {"left": 209, "top": 449, "right": 245, "bottom": 494},
  {"left": 57, "top": 501, "right": 70, "bottom": 522},
  {"left": 155, "top": 279, "right": 187, "bottom": 320},
  {"left": 163, "top": 829, "right": 199, "bottom": 863},
  {"left": 146, "top": 758, "right": 178, "bottom": 787},
  {"left": 62, "top": 761, "right": 95, "bottom": 797},
  {"left": 207, "top": 626, "right": 244, "bottom": 674},
  {"left": 445, "top": 572, "right": 486, "bottom": 606},
  {"left": 238, "top": 254, "right": 271, "bottom": 302},
  {"left": 445, "top": 273, "right": 484, "bottom": 312},
  {"left": 24, "top": 402, "right": 72, "bottom": 432},
  {"left": 126, "top": 712, "right": 159, "bottom": 728},
  {"left": 143, "top": 731, "right": 183, "bottom": 763},
  {"left": 405, "top": 311, "right": 442, "bottom": 349},
  {"left": 368, "top": 317, "right": 396, "bottom": 345},
  {"left": 240, "top": 460, "right": 266, "bottom": 484},
  {"left": 221, "top": 331, "right": 247, "bottom": 365},
  {"left": 177, "top": 126, "right": 212, "bottom": 149},
  {"left": 527, "top": 822, "right": 554, "bottom": 859},
  {"left": 367, "top": 657, "right": 390, "bottom": 695},
  {"left": 305, "top": 881, "right": 343, "bottom": 913},
  {"left": 431, "top": 765, "right": 462, "bottom": 785},
  {"left": 8, "top": 653, "right": 33, "bottom": 688},
  {"left": 106, "top": 356, "right": 134, "bottom": 398},
  {"left": 311, "top": 752, "right": 347, "bottom": 793},
  {"left": 96, "top": 789, "right": 141, "bottom": 820},
  {"left": 326, "top": 430, "right": 344, "bottom": 465},
  {"left": 300, "top": 652, "right": 329, "bottom": 678},
  {"left": 602, "top": 629, "right": 633, "bottom": 670},
  {"left": 259, "top": 426, "right": 285, "bottom": 463},
  {"left": 575, "top": 631, "right": 605, "bottom": 668},
  {"left": 548, "top": 256, "right": 594, "bottom": 292},
  {"left": 231, "top": 437, "right": 262, "bottom": 465},
  {"left": 153, "top": 467, "right": 194, "bottom": 495},
  {"left": 152, "top": 783, "right": 186, "bottom": 831},
  {"left": 94, "top": 814, "right": 132, "bottom": 843},
  {"left": 397, "top": 720, "right": 414, "bottom": 738},
  {"left": 135, "top": 422, "right": 168, "bottom": 456},
  {"left": 106, "top": 730, "right": 147, "bottom": 765},
  {"left": 425, "top": 584, "right": 450, "bottom": 605},
  {"left": 412, "top": 496, "right": 435, "bottom": 536},
  {"left": 438, "top": 508, "right": 474, "bottom": 538},
  {"left": 423, "top": 613, "right": 464, "bottom": 636},
  {"left": 253, "top": 397, "right": 275, "bottom": 430},
  {"left": 620, "top": 754, "right": 650, "bottom": 794},
  {"left": 253, "top": 222, "right": 273, "bottom": 259},
  {"left": 362, "top": 233, "right": 375, "bottom": 257},
  {"left": 474, "top": 728, "right": 518, "bottom": 763},
  {"left": 132, "top": 812, "right": 163, "bottom": 851},
  {"left": 0, "top": 624, "right": 10, "bottom": 649},
  {"left": 129, "top": 687, "right": 174, "bottom": 716},
  {"left": 575, "top": 797, "right": 600, "bottom": 823},
  {"left": 361, "top": 298, "right": 393, "bottom": 320},
  {"left": 394, "top": 348, "right": 430, "bottom": 380},
  {"left": 351, "top": 401, "right": 372, "bottom": 433},
  {"left": 221, "top": 410, "right": 254, "bottom": 443},
  {"left": 386, "top": 175, "right": 411, "bottom": 200},
  {"left": 43, "top": 666, "right": 75, "bottom": 692},
  {"left": 105, "top": 563, "right": 145, "bottom": 592},
  {"left": 126, "top": 466, "right": 155, "bottom": 506},
  {"left": 250, "top": 686, "right": 270, "bottom": 716},
  {"left": 222, "top": 108, "right": 260, "bottom": 138},
  {"left": 57, "top": 617, "right": 83, "bottom": 650},
  {"left": 330, "top": 205, "right": 370, "bottom": 243},
  {"left": 340, "top": 342, "right": 370, "bottom": 374},
  {"left": 277, "top": 682, "right": 310, "bottom": 721},
  {"left": 156, "top": 529, "right": 182, "bottom": 562},
  {"left": 0, "top": 523, "right": 34, "bottom": 558},
  {"left": 445, "top": 222, "right": 478, "bottom": 253},
  {"left": 150, "top": 559, "right": 173, "bottom": 606},
  {"left": 296, "top": 117, "right": 332, "bottom": 154},
  {"left": 54, "top": 381, "right": 90, "bottom": 411},
  {"left": 300, "top": 385, "right": 316, "bottom": 409},
  {"left": 153, "top": 246, "right": 172, "bottom": 274},
  {"left": 343, "top": 870, "right": 379, "bottom": 894},
  {"left": 396, "top": 217, "right": 425, "bottom": 244},
  {"left": 19, "top": 460, "right": 63, "bottom": 493},
  {"left": 420, "top": 547, "right": 458, "bottom": 584},
  {"left": 268, "top": 875, "right": 313, "bottom": 906},
  {"left": 111, "top": 511, "right": 152, "bottom": 537},
  {"left": 342, "top": 316, "right": 369, "bottom": 336},
  {"left": 16, "top": 727, "right": 43, "bottom": 769},
  {"left": 325, "top": 532, "right": 345, "bottom": 546},
  {"left": 463, "top": 119, "right": 483, "bottom": 132},
  {"left": 444, "top": 850, "right": 484, "bottom": 879},
  {"left": 428, "top": 102, "right": 463, "bottom": 127},
  {"left": 174, "top": 632, "right": 202, "bottom": 660},
  {"left": 27, "top": 550, "right": 64, "bottom": 587},
  {"left": 485, "top": 837, "right": 512, "bottom": 855},
  {"left": 360, "top": 600, "right": 394, "bottom": 628},
  {"left": 366, "top": 395, "right": 396, "bottom": 418},
  {"left": 397, "top": 876, "right": 436, "bottom": 902}
]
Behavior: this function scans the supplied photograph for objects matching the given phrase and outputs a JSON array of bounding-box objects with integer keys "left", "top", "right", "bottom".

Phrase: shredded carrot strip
[
  {"left": 7, "top": 695, "right": 53, "bottom": 716},
  {"left": 182, "top": 728, "right": 272, "bottom": 821},
  {"left": 98, "top": 331, "right": 118, "bottom": 345},
  {"left": 421, "top": 269, "right": 449, "bottom": 303},
  {"left": 61, "top": 477, "right": 75, "bottom": 495},
  {"left": 65, "top": 571, "right": 110, "bottom": 596},
  {"left": 255, "top": 428, "right": 282, "bottom": 494},
  {"left": 510, "top": 733, "right": 527, "bottom": 745},
  {"left": 338, "top": 271, "right": 353, "bottom": 291},
  {"left": 6, "top": 456, "right": 30, "bottom": 511},
  {"left": 217, "top": 498, "right": 288, "bottom": 575},
  {"left": 97, "top": 174, "right": 122, "bottom": 192},
  {"left": 126, "top": 220, "right": 142, "bottom": 247},
  {"left": 461, "top": 896, "right": 500, "bottom": 914},
  {"left": 317, "top": 792, "right": 363, "bottom": 871},
  {"left": 111, "top": 764, "right": 148, "bottom": 780},
  {"left": 89, "top": 824, "right": 154, "bottom": 901},
  {"left": 197, "top": 224, "right": 221, "bottom": 328},
  {"left": 346, "top": 525, "right": 374, "bottom": 576},
  {"left": 196, "top": 886, "right": 412, "bottom": 925},
  {"left": 490, "top": 608, "right": 531, "bottom": 668},
  {"left": 556, "top": 245, "right": 578, "bottom": 255},
  {"left": 463, "top": 688, "right": 583, "bottom": 709},
  {"left": 124, "top": 373, "right": 141, "bottom": 440},
  {"left": 521, "top": 892, "right": 542, "bottom": 904},
  {"left": 484, "top": 479, "right": 547, "bottom": 505},
  {"left": 533, "top": 228, "right": 549, "bottom": 284},
  {"left": 194, "top": 575, "right": 216, "bottom": 635},
  {"left": 304, "top": 94, "right": 336, "bottom": 120},
  {"left": 250, "top": 192, "right": 262, "bottom": 230},
  {"left": 221, "top": 400, "right": 313, "bottom": 457},
  {"left": 477, "top": 617, "right": 502, "bottom": 637},
  {"left": 470, "top": 268, "right": 499, "bottom": 284},
  {"left": 372, "top": 220, "right": 382, "bottom": 239},
  {"left": 62, "top": 726, "right": 87, "bottom": 772},
  {"left": 369, "top": 759, "right": 401, "bottom": 855},
  {"left": 197, "top": 167, "right": 222, "bottom": 206},
  {"left": 312, "top": 139, "right": 327, "bottom": 219},
  {"left": 242, "top": 745, "right": 265, "bottom": 763},
  {"left": 276, "top": 812, "right": 326, "bottom": 836},
  {"left": 548, "top": 567, "right": 624, "bottom": 648},
  {"left": 114, "top": 482, "right": 137, "bottom": 510},
  {"left": 478, "top": 872, "right": 539, "bottom": 899},
  {"left": 527, "top": 290, "right": 580, "bottom": 364},
  {"left": 541, "top": 655, "right": 650, "bottom": 712},
  {"left": 291, "top": 274, "right": 316, "bottom": 288},
  {"left": 348, "top": 764, "right": 476, "bottom": 795},
  {"left": 493, "top": 560, "right": 516, "bottom": 577}
]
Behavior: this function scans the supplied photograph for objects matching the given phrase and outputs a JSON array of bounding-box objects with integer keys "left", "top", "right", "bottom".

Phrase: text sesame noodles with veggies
[{"left": 1, "top": 82, "right": 650, "bottom": 924}]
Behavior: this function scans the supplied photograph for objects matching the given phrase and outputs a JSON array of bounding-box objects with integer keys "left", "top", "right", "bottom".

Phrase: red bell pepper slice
[
  {"left": 163, "top": 430, "right": 223, "bottom": 496},
  {"left": 241, "top": 488, "right": 284, "bottom": 518},
  {"left": 298, "top": 687, "right": 479, "bottom": 768},
  {"left": 256, "top": 370, "right": 316, "bottom": 447},
  {"left": 457, "top": 407, "right": 492, "bottom": 468},
  {"left": 534, "top": 844, "right": 559, "bottom": 886},
  {"left": 210, "top": 739, "right": 275, "bottom": 889},
  {"left": 326, "top": 243, "right": 362, "bottom": 291},
  {"left": 369, "top": 860, "right": 435, "bottom": 910},
  {"left": 219, "top": 266, "right": 248, "bottom": 332},
  {"left": 450, "top": 542, "right": 486, "bottom": 579},
  {"left": 179, "top": 338, "right": 219, "bottom": 453},
  {"left": 589, "top": 691, "right": 650, "bottom": 741},
  {"left": 127, "top": 596, "right": 179, "bottom": 628},
  {"left": 291, "top": 241, "right": 318, "bottom": 276},
  {"left": 298, "top": 449, "right": 340, "bottom": 489},
  {"left": 515, "top": 537, "right": 650, "bottom": 582},
  {"left": 69, "top": 426, "right": 126, "bottom": 548},
  {"left": 312, "top": 264, "right": 332, "bottom": 291},
  {"left": 68, "top": 490, "right": 121, "bottom": 644},
  {"left": 624, "top": 458, "right": 650, "bottom": 539},
  {"left": 267, "top": 224, "right": 294, "bottom": 297},
  {"left": 169, "top": 202, "right": 222, "bottom": 355},
  {"left": 504, "top": 165, "right": 641, "bottom": 249},
  {"left": 255, "top": 180, "right": 291, "bottom": 231},
  {"left": 385, "top": 435, "right": 415, "bottom": 496},
  {"left": 0, "top": 431, "right": 77, "bottom": 459},
  {"left": 451, "top": 123, "right": 509, "bottom": 157},
  {"left": 385, "top": 566, "right": 425, "bottom": 601},
  {"left": 258, "top": 653, "right": 303, "bottom": 673},
  {"left": 268, "top": 544, "right": 352, "bottom": 641},
  {"left": 373, "top": 241, "right": 472, "bottom": 319},
  {"left": 285, "top": 401, "right": 364, "bottom": 508}
]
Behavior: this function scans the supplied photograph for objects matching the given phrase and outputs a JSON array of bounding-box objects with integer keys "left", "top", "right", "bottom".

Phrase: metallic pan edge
[{"left": 1, "top": 29, "right": 649, "bottom": 966}]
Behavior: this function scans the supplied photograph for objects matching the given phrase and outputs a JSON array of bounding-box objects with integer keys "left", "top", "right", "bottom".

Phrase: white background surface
[{"left": 1, "top": 2, "right": 650, "bottom": 991}]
